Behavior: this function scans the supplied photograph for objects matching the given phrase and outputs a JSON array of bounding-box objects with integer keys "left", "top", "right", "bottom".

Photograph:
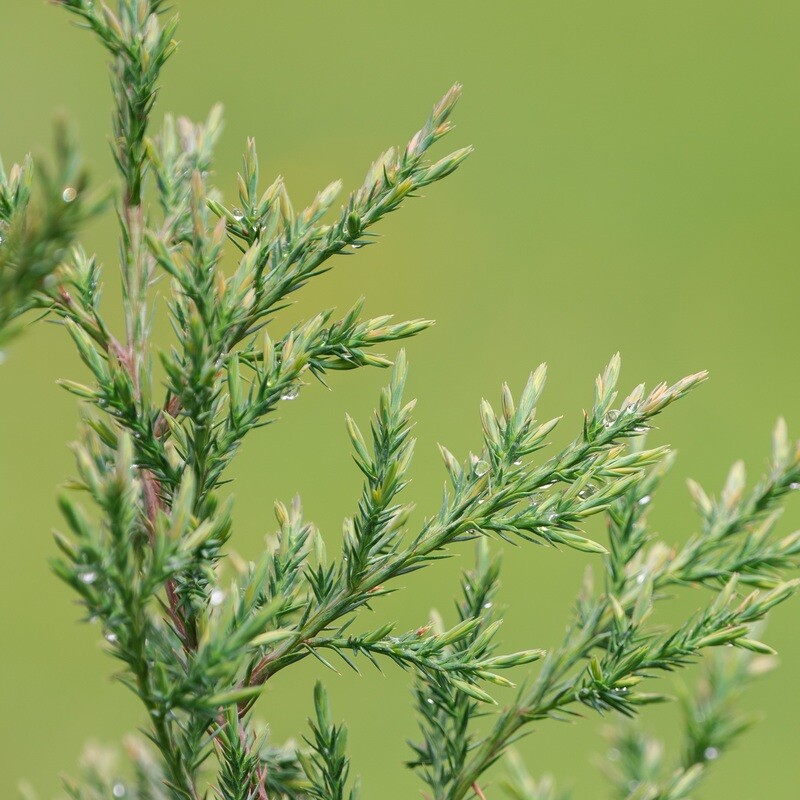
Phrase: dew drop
[
  {"left": 483, "top": 602, "right": 493, "bottom": 609},
  {"left": 603, "top": 410, "right": 620, "bottom": 429},
  {"left": 635, "top": 571, "right": 647, "bottom": 585},
  {"left": 578, "top": 484, "right": 597, "bottom": 500},
  {"left": 350, "top": 242, "right": 362, "bottom": 249},
  {"left": 112, "top": 783, "right": 126, "bottom": 798},
  {"left": 281, "top": 385, "right": 300, "bottom": 401},
  {"left": 638, "top": 495, "right": 652, "bottom": 506},
  {"left": 232, "top": 207, "right": 244, "bottom": 221},
  {"left": 704, "top": 746, "right": 719, "bottom": 760},
  {"left": 477, "top": 498, "right": 485, "bottom": 505},
  {"left": 62, "top": 186, "right": 78, "bottom": 203},
  {"left": 105, "top": 631, "right": 118, "bottom": 644},
  {"left": 546, "top": 511, "right": 559, "bottom": 524},
  {"left": 426, "top": 697, "right": 435, "bottom": 705},
  {"left": 79, "top": 570, "right": 97, "bottom": 585},
  {"left": 209, "top": 588, "right": 225, "bottom": 607},
  {"left": 473, "top": 460, "right": 490, "bottom": 477},
  {"left": 513, "top": 459, "right": 523, "bottom": 466},
  {"left": 790, "top": 482, "right": 800, "bottom": 491}
]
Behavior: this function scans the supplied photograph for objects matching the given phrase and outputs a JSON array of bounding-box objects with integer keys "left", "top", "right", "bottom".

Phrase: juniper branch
[
  {"left": 437, "top": 426, "right": 800, "bottom": 800},
  {"left": 0, "top": 123, "right": 103, "bottom": 345},
  {"left": 246, "top": 354, "right": 706, "bottom": 690},
  {"left": 602, "top": 646, "right": 771, "bottom": 800},
  {"left": 9, "top": 3, "right": 798, "bottom": 799}
]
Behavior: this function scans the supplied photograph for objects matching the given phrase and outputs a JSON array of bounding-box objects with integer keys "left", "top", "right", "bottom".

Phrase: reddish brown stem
[
  {"left": 154, "top": 393, "right": 183, "bottom": 439},
  {"left": 141, "top": 467, "right": 191, "bottom": 646}
]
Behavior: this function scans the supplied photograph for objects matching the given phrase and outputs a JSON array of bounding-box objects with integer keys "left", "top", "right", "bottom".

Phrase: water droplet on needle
[{"left": 281, "top": 385, "right": 299, "bottom": 401}]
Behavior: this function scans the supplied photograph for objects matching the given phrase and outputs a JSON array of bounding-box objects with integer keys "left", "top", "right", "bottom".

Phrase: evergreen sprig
[
  {"left": 0, "top": 123, "right": 104, "bottom": 345},
  {"left": 431, "top": 427, "right": 800, "bottom": 800},
  {"left": 498, "top": 644, "right": 774, "bottom": 800},
  {"left": 600, "top": 646, "right": 772, "bottom": 800},
  {"left": 4, "top": 3, "right": 798, "bottom": 799}
]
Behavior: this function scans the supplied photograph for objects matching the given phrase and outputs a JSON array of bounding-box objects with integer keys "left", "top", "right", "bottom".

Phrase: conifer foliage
[{"left": 2, "top": 2, "right": 798, "bottom": 797}]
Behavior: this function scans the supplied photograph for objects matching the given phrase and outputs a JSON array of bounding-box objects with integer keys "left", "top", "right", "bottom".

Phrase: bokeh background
[{"left": 2, "top": 1, "right": 799, "bottom": 797}]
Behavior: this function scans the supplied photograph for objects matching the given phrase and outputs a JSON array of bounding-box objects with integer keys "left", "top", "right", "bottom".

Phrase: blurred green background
[{"left": 2, "top": 1, "right": 799, "bottom": 797}]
